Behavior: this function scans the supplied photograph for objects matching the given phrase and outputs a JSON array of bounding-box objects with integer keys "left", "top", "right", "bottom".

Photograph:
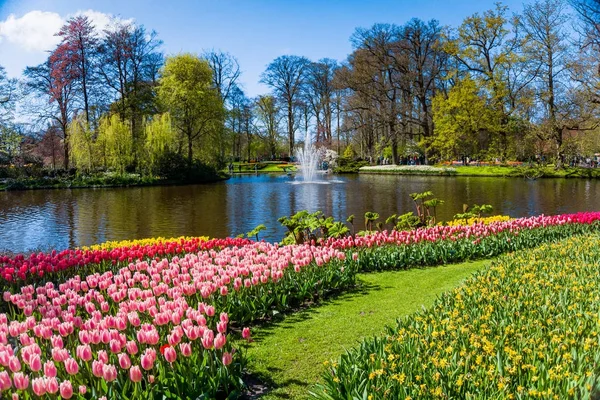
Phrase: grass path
[{"left": 243, "top": 259, "right": 489, "bottom": 399}]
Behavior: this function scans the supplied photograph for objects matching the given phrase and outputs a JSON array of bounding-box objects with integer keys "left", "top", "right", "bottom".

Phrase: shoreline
[{"left": 358, "top": 164, "right": 600, "bottom": 179}]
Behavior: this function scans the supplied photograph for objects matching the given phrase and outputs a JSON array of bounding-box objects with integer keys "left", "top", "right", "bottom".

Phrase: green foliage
[
  {"left": 278, "top": 211, "right": 349, "bottom": 245},
  {"left": 343, "top": 145, "right": 354, "bottom": 159},
  {"left": 97, "top": 114, "right": 133, "bottom": 173},
  {"left": 246, "top": 224, "right": 267, "bottom": 241},
  {"left": 158, "top": 54, "right": 224, "bottom": 163},
  {"left": 0, "top": 125, "right": 22, "bottom": 165},
  {"left": 363, "top": 212, "right": 379, "bottom": 232},
  {"left": 68, "top": 115, "right": 96, "bottom": 172},
  {"left": 144, "top": 113, "right": 176, "bottom": 171},
  {"left": 454, "top": 203, "right": 494, "bottom": 224},
  {"left": 409, "top": 191, "right": 444, "bottom": 225}
]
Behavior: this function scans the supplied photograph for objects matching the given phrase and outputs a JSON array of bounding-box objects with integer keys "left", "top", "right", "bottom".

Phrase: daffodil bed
[{"left": 314, "top": 234, "right": 600, "bottom": 399}]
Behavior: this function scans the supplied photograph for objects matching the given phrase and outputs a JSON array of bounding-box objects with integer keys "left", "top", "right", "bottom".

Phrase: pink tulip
[
  {"left": 46, "top": 377, "right": 59, "bottom": 394},
  {"left": 64, "top": 358, "right": 79, "bottom": 375},
  {"left": 0, "top": 371, "right": 11, "bottom": 391},
  {"left": 222, "top": 352, "right": 233, "bottom": 366},
  {"left": 201, "top": 330, "right": 214, "bottom": 349},
  {"left": 141, "top": 352, "right": 154, "bottom": 370},
  {"left": 103, "top": 364, "right": 118, "bottom": 382},
  {"left": 92, "top": 360, "right": 104, "bottom": 377},
  {"left": 76, "top": 344, "right": 92, "bottom": 361},
  {"left": 79, "top": 385, "right": 87, "bottom": 395},
  {"left": 126, "top": 340, "right": 138, "bottom": 355},
  {"left": 217, "top": 321, "right": 227, "bottom": 334},
  {"left": 29, "top": 353, "right": 41, "bottom": 372},
  {"left": 13, "top": 373, "right": 28, "bottom": 390},
  {"left": 8, "top": 356, "right": 20, "bottom": 372},
  {"left": 60, "top": 380, "right": 73, "bottom": 399},
  {"left": 43, "top": 360, "right": 57, "bottom": 377},
  {"left": 179, "top": 343, "right": 192, "bottom": 357},
  {"left": 242, "top": 327, "right": 251, "bottom": 340},
  {"left": 97, "top": 350, "right": 109, "bottom": 363},
  {"left": 163, "top": 346, "right": 177, "bottom": 363},
  {"left": 32, "top": 377, "right": 46, "bottom": 396},
  {"left": 130, "top": 365, "right": 143, "bottom": 382},
  {"left": 118, "top": 353, "right": 131, "bottom": 369},
  {"left": 214, "top": 333, "right": 226, "bottom": 350}
]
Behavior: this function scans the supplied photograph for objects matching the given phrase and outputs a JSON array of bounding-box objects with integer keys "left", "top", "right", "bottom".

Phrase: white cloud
[
  {"left": 0, "top": 10, "right": 63, "bottom": 52},
  {"left": 0, "top": 9, "right": 134, "bottom": 53}
]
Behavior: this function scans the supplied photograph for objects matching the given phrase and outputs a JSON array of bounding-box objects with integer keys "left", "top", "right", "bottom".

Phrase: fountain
[{"left": 296, "top": 134, "right": 321, "bottom": 183}]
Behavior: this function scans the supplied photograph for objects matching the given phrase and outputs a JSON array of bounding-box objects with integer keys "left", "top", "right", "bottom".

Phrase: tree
[
  {"left": 53, "top": 16, "right": 99, "bottom": 126},
  {"left": 158, "top": 54, "right": 223, "bottom": 163},
  {"left": 0, "top": 66, "right": 18, "bottom": 124},
  {"left": 260, "top": 55, "right": 310, "bottom": 156},
  {"left": 255, "top": 95, "right": 281, "bottom": 159},
  {"left": 430, "top": 76, "right": 496, "bottom": 160},
  {"left": 97, "top": 21, "right": 163, "bottom": 162},
  {"left": 445, "top": 4, "right": 532, "bottom": 158},
  {"left": 304, "top": 59, "right": 338, "bottom": 145},
  {"left": 24, "top": 57, "right": 77, "bottom": 169},
  {"left": 68, "top": 114, "right": 95, "bottom": 171},
  {"left": 144, "top": 113, "right": 176, "bottom": 170},
  {"left": 96, "top": 114, "right": 133, "bottom": 173},
  {"left": 521, "top": 0, "right": 573, "bottom": 158}
]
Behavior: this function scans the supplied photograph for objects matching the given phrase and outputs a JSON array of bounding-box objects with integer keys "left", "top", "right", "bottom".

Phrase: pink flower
[
  {"left": 163, "top": 346, "right": 177, "bottom": 363},
  {"left": 13, "top": 373, "right": 28, "bottom": 390},
  {"left": 217, "top": 321, "right": 227, "bottom": 334},
  {"left": 242, "top": 327, "right": 251, "bottom": 340},
  {"left": 222, "top": 352, "right": 233, "bottom": 366},
  {"left": 125, "top": 340, "right": 138, "bottom": 355},
  {"left": 141, "top": 352, "right": 154, "bottom": 370},
  {"left": 201, "top": 330, "right": 214, "bottom": 349},
  {"left": 64, "top": 358, "right": 79, "bottom": 375},
  {"left": 118, "top": 353, "right": 131, "bottom": 369},
  {"left": 0, "top": 371, "right": 11, "bottom": 391},
  {"left": 97, "top": 350, "right": 109, "bottom": 363},
  {"left": 29, "top": 354, "right": 41, "bottom": 372},
  {"left": 46, "top": 377, "right": 59, "bottom": 394},
  {"left": 179, "top": 343, "right": 192, "bottom": 357},
  {"left": 130, "top": 365, "right": 143, "bottom": 383},
  {"left": 214, "top": 333, "right": 226, "bottom": 350},
  {"left": 60, "top": 380, "right": 73, "bottom": 399},
  {"left": 76, "top": 344, "right": 92, "bottom": 361},
  {"left": 78, "top": 385, "right": 87, "bottom": 395},
  {"left": 92, "top": 360, "right": 104, "bottom": 378},
  {"left": 43, "top": 360, "right": 57, "bottom": 377},
  {"left": 32, "top": 377, "right": 46, "bottom": 396},
  {"left": 8, "top": 356, "right": 20, "bottom": 372},
  {"left": 103, "top": 364, "right": 118, "bottom": 382}
]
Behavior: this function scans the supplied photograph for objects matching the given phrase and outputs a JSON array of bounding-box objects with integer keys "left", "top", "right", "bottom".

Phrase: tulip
[
  {"left": 103, "top": 364, "right": 118, "bottom": 382},
  {"left": 0, "top": 371, "right": 11, "bottom": 391},
  {"left": 13, "top": 373, "right": 28, "bottom": 390},
  {"left": 242, "top": 327, "right": 251, "bottom": 340},
  {"left": 179, "top": 342, "right": 192, "bottom": 357},
  {"left": 163, "top": 346, "right": 177, "bottom": 363},
  {"left": 43, "top": 360, "right": 57, "bottom": 377},
  {"left": 78, "top": 385, "right": 87, "bottom": 395},
  {"left": 214, "top": 333, "right": 226, "bottom": 349},
  {"left": 118, "top": 353, "right": 131, "bottom": 369},
  {"left": 64, "top": 358, "right": 79, "bottom": 375},
  {"left": 32, "top": 377, "right": 46, "bottom": 396},
  {"left": 46, "top": 377, "right": 59, "bottom": 394},
  {"left": 29, "top": 353, "right": 42, "bottom": 372},
  {"left": 222, "top": 352, "right": 233, "bottom": 366},
  {"left": 130, "top": 365, "right": 143, "bottom": 382},
  {"left": 8, "top": 356, "right": 20, "bottom": 372},
  {"left": 141, "top": 352, "right": 154, "bottom": 370},
  {"left": 60, "top": 380, "right": 73, "bottom": 399}
]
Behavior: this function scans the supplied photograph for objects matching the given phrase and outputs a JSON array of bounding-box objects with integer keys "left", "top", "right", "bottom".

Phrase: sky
[{"left": 0, "top": 0, "right": 527, "bottom": 97}]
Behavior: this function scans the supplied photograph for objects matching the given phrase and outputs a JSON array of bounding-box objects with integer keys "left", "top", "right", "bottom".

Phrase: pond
[{"left": 1, "top": 173, "right": 598, "bottom": 253}]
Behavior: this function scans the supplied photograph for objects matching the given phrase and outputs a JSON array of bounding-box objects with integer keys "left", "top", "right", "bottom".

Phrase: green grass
[
  {"left": 242, "top": 259, "right": 489, "bottom": 399},
  {"left": 225, "top": 162, "right": 297, "bottom": 174}
]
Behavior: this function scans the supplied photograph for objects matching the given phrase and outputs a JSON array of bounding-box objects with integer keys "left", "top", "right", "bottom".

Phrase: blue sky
[{"left": 0, "top": 0, "right": 528, "bottom": 97}]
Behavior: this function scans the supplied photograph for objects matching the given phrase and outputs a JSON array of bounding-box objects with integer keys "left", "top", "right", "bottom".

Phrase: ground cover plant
[{"left": 315, "top": 234, "right": 600, "bottom": 399}]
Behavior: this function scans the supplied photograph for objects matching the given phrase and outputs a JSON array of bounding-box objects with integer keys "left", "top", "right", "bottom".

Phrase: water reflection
[{"left": 1, "top": 174, "right": 599, "bottom": 253}]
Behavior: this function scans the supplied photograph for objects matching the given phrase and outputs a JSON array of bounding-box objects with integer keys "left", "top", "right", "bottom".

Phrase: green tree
[
  {"left": 158, "top": 54, "right": 224, "bottom": 163},
  {"left": 97, "top": 114, "right": 133, "bottom": 173},
  {"left": 144, "top": 113, "right": 176, "bottom": 169},
  {"left": 68, "top": 115, "right": 95, "bottom": 172},
  {"left": 430, "top": 77, "right": 495, "bottom": 159}
]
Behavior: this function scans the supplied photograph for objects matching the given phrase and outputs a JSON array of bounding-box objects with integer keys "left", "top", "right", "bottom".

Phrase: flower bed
[
  {"left": 0, "top": 242, "right": 353, "bottom": 398},
  {"left": 315, "top": 234, "right": 600, "bottom": 399},
  {"left": 78, "top": 236, "right": 210, "bottom": 251},
  {"left": 324, "top": 212, "right": 600, "bottom": 271}
]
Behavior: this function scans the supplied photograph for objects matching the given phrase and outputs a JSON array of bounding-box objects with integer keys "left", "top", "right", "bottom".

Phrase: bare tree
[{"left": 260, "top": 55, "right": 310, "bottom": 156}]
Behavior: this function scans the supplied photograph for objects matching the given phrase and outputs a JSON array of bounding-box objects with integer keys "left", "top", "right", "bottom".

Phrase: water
[
  {"left": 1, "top": 174, "right": 600, "bottom": 253},
  {"left": 295, "top": 135, "right": 322, "bottom": 183}
]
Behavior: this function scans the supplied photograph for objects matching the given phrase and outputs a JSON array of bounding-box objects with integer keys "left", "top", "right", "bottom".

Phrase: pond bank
[{"left": 358, "top": 164, "right": 600, "bottom": 178}]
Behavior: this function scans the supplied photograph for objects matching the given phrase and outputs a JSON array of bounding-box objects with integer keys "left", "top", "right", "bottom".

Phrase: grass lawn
[{"left": 242, "top": 259, "right": 489, "bottom": 399}]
